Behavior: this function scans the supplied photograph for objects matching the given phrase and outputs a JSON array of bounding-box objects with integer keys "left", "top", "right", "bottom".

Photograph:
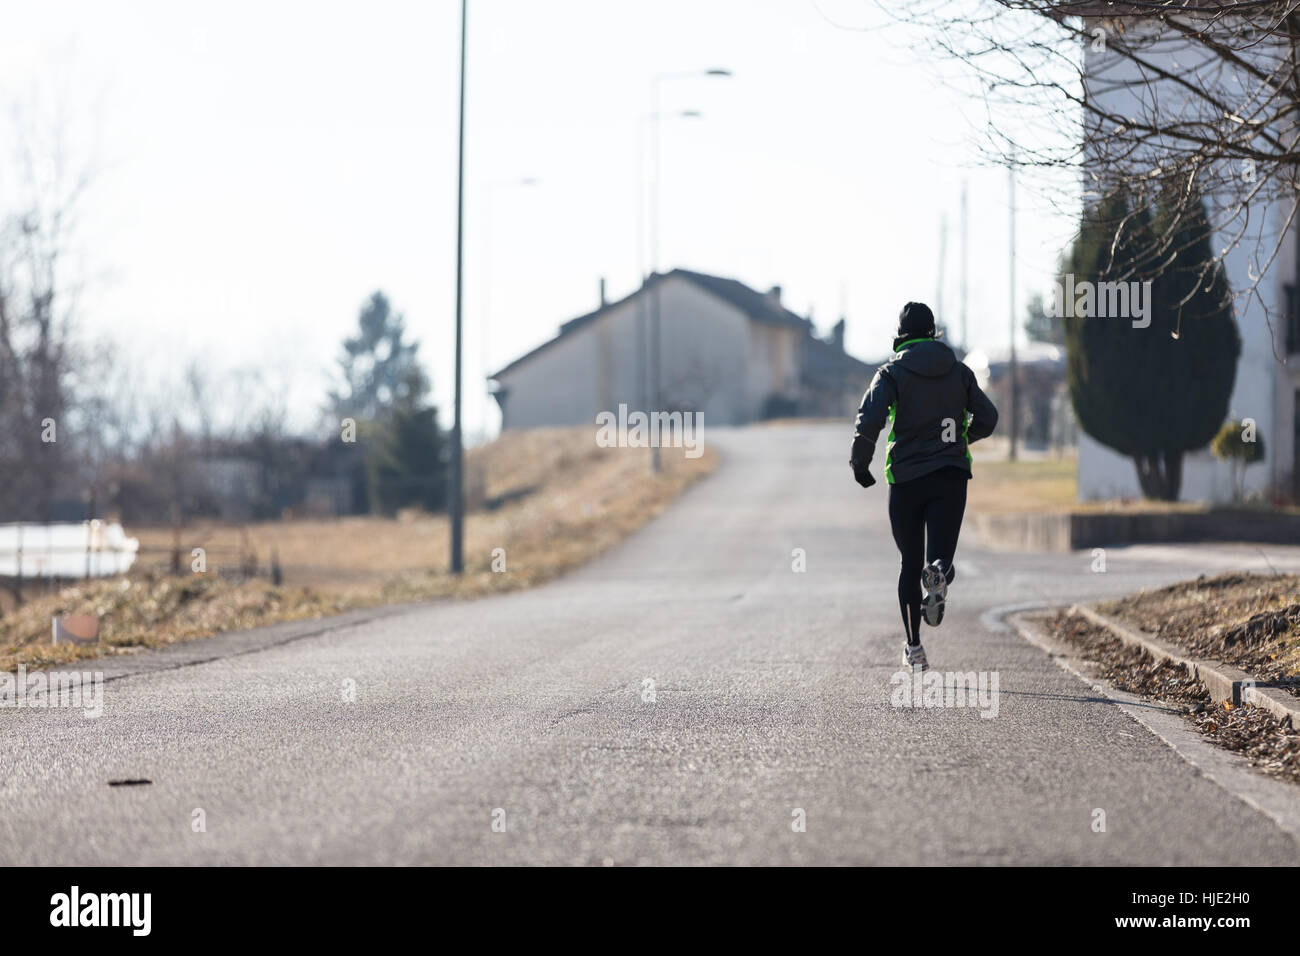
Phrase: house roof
[
  {"left": 802, "top": 333, "right": 875, "bottom": 382},
  {"left": 669, "top": 268, "right": 811, "bottom": 331},
  {"left": 490, "top": 268, "right": 810, "bottom": 380}
]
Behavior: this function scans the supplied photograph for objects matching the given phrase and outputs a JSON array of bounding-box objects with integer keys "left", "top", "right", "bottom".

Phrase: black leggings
[{"left": 888, "top": 467, "right": 968, "bottom": 645}]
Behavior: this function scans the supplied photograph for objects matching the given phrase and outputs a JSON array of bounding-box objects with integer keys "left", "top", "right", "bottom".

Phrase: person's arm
[
  {"left": 962, "top": 364, "right": 999, "bottom": 443},
  {"left": 850, "top": 368, "right": 896, "bottom": 487}
]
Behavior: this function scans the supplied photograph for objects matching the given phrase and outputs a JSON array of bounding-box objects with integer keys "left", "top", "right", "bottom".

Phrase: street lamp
[
  {"left": 636, "top": 109, "right": 701, "bottom": 416},
  {"left": 482, "top": 176, "right": 539, "bottom": 435},
  {"left": 450, "top": 0, "right": 469, "bottom": 575},
  {"left": 1008, "top": 151, "right": 1019, "bottom": 463},
  {"left": 647, "top": 68, "right": 731, "bottom": 473}
]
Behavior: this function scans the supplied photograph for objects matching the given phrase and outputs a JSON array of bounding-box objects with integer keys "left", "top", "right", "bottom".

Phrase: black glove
[{"left": 851, "top": 459, "right": 876, "bottom": 488}]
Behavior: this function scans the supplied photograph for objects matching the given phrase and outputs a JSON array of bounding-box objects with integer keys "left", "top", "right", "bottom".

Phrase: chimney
[
  {"left": 767, "top": 284, "right": 782, "bottom": 305},
  {"left": 832, "top": 317, "right": 846, "bottom": 351},
  {"left": 599, "top": 277, "right": 607, "bottom": 307}
]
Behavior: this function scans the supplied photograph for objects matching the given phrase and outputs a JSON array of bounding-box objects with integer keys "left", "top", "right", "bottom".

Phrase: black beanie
[{"left": 893, "top": 302, "right": 936, "bottom": 351}]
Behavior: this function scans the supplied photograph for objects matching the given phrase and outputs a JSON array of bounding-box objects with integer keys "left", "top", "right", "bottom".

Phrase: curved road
[{"left": 3, "top": 423, "right": 1298, "bottom": 865}]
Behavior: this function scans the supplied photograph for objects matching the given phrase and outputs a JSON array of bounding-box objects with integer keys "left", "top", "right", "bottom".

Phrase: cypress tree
[{"left": 1065, "top": 189, "right": 1239, "bottom": 500}]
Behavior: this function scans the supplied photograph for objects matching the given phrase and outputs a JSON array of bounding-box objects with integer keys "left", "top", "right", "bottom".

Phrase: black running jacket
[{"left": 850, "top": 338, "right": 999, "bottom": 485}]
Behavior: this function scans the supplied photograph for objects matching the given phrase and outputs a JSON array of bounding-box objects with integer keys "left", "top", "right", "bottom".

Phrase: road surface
[{"left": 3, "top": 423, "right": 1299, "bottom": 865}]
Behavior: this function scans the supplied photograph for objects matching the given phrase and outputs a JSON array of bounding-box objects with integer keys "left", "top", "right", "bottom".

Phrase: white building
[
  {"left": 489, "top": 269, "right": 875, "bottom": 429},
  {"left": 1078, "top": 17, "right": 1300, "bottom": 503}
]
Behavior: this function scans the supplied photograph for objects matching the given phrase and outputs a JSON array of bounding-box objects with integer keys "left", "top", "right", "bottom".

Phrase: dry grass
[
  {"left": 1096, "top": 572, "right": 1300, "bottom": 694},
  {"left": 1, "top": 428, "right": 716, "bottom": 672},
  {"left": 1071, "top": 498, "right": 1208, "bottom": 515},
  {"left": 965, "top": 456, "right": 1078, "bottom": 516}
]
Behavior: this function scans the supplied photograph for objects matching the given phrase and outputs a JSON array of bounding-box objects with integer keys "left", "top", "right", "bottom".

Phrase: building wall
[
  {"left": 1272, "top": 227, "right": 1300, "bottom": 498},
  {"left": 1077, "top": 434, "right": 1237, "bottom": 502},
  {"left": 495, "top": 275, "right": 792, "bottom": 429},
  {"left": 495, "top": 303, "right": 604, "bottom": 429},
  {"left": 654, "top": 276, "right": 752, "bottom": 423},
  {"left": 745, "top": 320, "right": 803, "bottom": 417}
]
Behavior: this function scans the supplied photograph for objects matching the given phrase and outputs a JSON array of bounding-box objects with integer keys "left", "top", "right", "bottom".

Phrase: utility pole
[
  {"left": 649, "top": 79, "right": 663, "bottom": 474},
  {"left": 635, "top": 118, "right": 647, "bottom": 415},
  {"left": 1008, "top": 156, "right": 1019, "bottom": 463},
  {"left": 936, "top": 213, "right": 947, "bottom": 330},
  {"left": 449, "top": 0, "right": 467, "bottom": 574},
  {"left": 960, "top": 180, "right": 969, "bottom": 353}
]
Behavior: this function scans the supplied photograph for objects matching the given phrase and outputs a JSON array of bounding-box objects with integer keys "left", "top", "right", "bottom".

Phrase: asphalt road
[{"left": 3, "top": 422, "right": 1299, "bottom": 865}]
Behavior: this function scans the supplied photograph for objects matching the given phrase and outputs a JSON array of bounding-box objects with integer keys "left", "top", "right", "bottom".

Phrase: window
[{"left": 1288, "top": 283, "right": 1300, "bottom": 355}]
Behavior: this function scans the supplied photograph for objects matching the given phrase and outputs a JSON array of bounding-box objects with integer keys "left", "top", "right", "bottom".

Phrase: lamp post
[
  {"left": 450, "top": 0, "right": 468, "bottom": 574},
  {"left": 482, "top": 176, "right": 538, "bottom": 435},
  {"left": 1008, "top": 153, "right": 1019, "bottom": 463},
  {"left": 647, "top": 68, "right": 730, "bottom": 472},
  {"left": 637, "top": 109, "right": 700, "bottom": 417}
]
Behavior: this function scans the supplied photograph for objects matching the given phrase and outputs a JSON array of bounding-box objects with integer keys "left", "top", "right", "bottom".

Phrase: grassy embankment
[
  {"left": 1097, "top": 572, "right": 1300, "bottom": 693},
  {"left": 1, "top": 427, "right": 716, "bottom": 671}
]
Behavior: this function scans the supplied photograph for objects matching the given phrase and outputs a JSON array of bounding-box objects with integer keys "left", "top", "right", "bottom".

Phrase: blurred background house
[
  {"left": 965, "top": 341, "right": 1076, "bottom": 455},
  {"left": 488, "top": 269, "right": 875, "bottom": 428}
]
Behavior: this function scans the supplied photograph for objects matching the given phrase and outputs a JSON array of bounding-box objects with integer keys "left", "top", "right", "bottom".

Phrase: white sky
[{"left": 0, "top": 0, "right": 1076, "bottom": 440}]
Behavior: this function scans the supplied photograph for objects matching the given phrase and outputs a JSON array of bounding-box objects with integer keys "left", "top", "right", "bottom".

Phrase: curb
[{"left": 1071, "top": 603, "right": 1300, "bottom": 726}]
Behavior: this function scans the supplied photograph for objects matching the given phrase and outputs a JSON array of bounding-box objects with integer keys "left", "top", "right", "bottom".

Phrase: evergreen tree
[
  {"left": 329, "top": 292, "right": 428, "bottom": 421},
  {"left": 1211, "top": 419, "right": 1265, "bottom": 503},
  {"left": 369, "top": 367, "right": 445, "bottom": 514},
  {"left": 327, "top": 291, "right": 445, "bottom": 514},
  {"left": 1065, "top": 189, "right": 1240, "bottom": 500}
]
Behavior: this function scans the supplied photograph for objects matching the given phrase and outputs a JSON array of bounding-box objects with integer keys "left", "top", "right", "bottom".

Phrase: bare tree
[
  {"left": 873, "top": 0, "right": 1300, "bottom": 347},
  {"left": 0, "top": 93, "right": 96, "bottom": 520}
]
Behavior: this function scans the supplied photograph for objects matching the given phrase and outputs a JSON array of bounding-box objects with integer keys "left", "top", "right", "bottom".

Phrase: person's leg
[
  {"left": 888, "top": 479, "right": 926, "bottom": 646},
  {"left": 924, "top": 472, "right": 969, "bottom": 574},
  {"left": 916, "top": 471, "right": 968, "bottom": 627}
]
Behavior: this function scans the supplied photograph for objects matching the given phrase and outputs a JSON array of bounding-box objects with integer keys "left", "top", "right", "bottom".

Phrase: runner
[{"left": 850, "top": 302, "right": 999, "bottom": 671}]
